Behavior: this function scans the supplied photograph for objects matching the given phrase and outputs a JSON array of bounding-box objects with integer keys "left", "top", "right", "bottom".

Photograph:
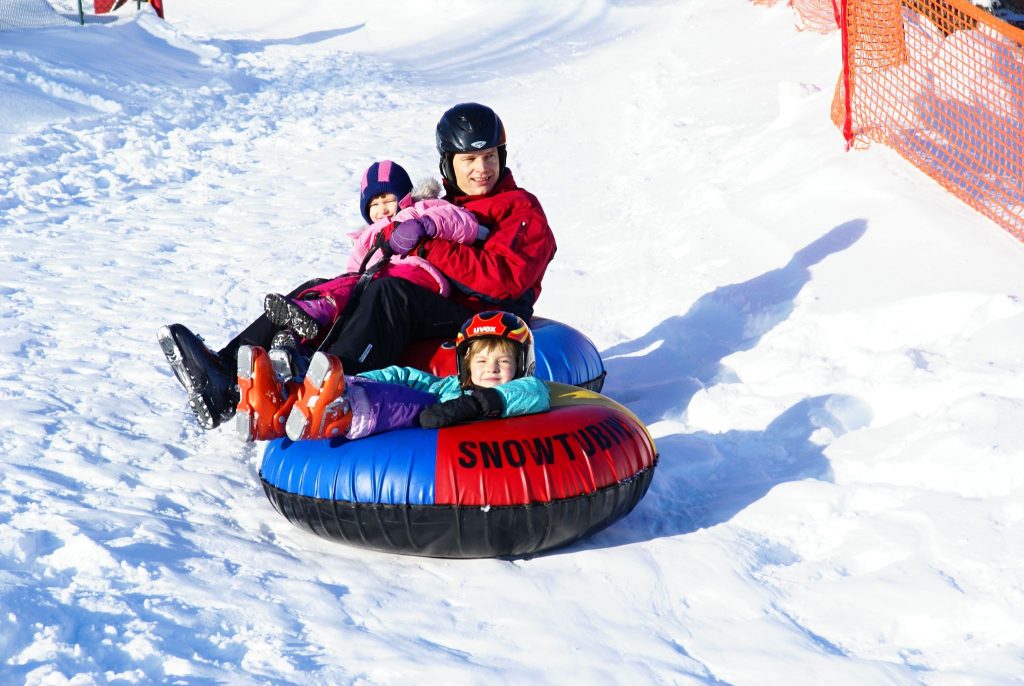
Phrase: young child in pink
[{"left": 263, "top": 160, "right": 487, "bottom": 376}]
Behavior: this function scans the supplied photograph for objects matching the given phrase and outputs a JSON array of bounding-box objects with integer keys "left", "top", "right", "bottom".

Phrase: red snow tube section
[
  {"left": 260, "top": 383, "right": 658, "bottom": 558},
  {"left": 400, "top": 317, "right": 607, "bottom": 393},
  {"left": 94, "top": 1, "right": 164, "bottom": 19}
]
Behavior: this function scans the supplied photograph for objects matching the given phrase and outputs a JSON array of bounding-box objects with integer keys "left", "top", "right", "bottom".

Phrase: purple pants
[{"left": 345, "top": 376, "right": 436, "bottom": 439}]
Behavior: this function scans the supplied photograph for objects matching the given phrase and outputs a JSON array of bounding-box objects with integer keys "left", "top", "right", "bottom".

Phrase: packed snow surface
[{"left": 1, "top": 0, "right": 1023, "bottom": 683}]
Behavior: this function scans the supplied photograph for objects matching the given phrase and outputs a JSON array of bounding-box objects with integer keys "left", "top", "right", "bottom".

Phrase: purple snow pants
[{"left": 345, "top": 376, "right": 437, "bottom": 440}]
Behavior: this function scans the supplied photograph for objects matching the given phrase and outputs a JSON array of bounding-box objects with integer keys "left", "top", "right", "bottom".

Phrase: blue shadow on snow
[
  {"left": 601, "top": 219, "right": 867, "bottom": 423},
  {"left": 207, "top": 25, "right": 364, "bottom": 55},
  {"left": 582, "top": 220, "right": 872, "bottom": 549}
]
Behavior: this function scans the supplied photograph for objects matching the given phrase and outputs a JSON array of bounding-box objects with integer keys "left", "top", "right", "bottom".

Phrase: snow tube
[
  {"left": 400, "top": 317, "right": 606, "bottom": 392},
  {"left": 259, "top": 383, "right": 657, "bottom": 558}
]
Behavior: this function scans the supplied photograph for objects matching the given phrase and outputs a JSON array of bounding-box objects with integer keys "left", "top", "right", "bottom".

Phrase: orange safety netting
[
  {"left": 835, "top": 0, "right": 1024, "bottom": 240},
  {"left": 752, "top": 0, "right": 841, "bottom": 34},
  {"left": 758, "top": 0, "right": 1024, "bottom": 242}
]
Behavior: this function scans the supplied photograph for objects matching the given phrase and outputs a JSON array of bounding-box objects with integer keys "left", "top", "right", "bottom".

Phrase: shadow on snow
[
  {"left": 207, "top": 24, "right": 365, "bottom": 55},
  {"left": 587, "top": 219, "right": 872, "bottom": 548}
]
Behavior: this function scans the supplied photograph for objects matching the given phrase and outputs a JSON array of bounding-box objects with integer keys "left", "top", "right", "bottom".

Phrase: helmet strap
[{"left": 440, "top": 154, "right": 466, "bottom": 195}]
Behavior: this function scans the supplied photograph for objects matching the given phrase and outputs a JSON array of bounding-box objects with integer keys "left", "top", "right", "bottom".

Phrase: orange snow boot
[
  {"left": 235, "top": 345, "right": 293, "bottom": 441},
  {"left": 285, "top": 351, "right": 353, "bottom": 441}
]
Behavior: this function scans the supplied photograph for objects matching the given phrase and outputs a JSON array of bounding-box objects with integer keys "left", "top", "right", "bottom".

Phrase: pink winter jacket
[{"left": 346, "top": 199, "right": 481, "bottom": 297}]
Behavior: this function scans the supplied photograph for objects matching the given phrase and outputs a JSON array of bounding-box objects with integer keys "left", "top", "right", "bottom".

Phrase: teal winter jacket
[{"left": 358, "top": 366, "right": 550, "bottom": 418}]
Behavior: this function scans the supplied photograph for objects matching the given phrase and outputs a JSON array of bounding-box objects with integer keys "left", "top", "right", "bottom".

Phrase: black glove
[
  {"left": 418, "top": 388, "right": 504, "bottom": 429},
  {"left": 374, "top": 230, "right": 394, "bottom": 258}
]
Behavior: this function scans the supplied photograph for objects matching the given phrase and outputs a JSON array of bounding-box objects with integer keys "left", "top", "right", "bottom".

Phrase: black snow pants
[{"left": 319, "top": 276, "right": 472, "bottom": 374}]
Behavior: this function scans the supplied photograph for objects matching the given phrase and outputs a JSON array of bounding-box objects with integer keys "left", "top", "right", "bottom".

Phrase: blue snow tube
[
  {"left": 398, "top": 317, "right": 606, "bottom": 393},
  {"left": 258, "top": 318, "right": 652, "bottom": 558}
]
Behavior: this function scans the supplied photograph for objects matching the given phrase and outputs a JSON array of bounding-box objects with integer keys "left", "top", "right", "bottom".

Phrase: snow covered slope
[{"left": 1, "top": 1, "right": 1022, "bottom": 683}]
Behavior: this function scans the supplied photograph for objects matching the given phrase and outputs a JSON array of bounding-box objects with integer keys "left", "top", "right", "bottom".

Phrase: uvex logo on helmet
[{"left": 472, "top": 326, "right": 498, "bottom": 334}]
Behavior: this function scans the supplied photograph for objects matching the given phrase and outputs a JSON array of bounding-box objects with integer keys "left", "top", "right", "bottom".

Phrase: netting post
[
  {"left": 837, "top": 0, "right": 853, "bottom": 149},
  {"left": 77, "top": 0, "right": 84, "bottom": 24}
]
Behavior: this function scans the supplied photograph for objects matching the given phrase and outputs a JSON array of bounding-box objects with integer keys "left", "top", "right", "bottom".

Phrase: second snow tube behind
[{"left": 400, "top": 317, "right": 606, "bottom": 392}]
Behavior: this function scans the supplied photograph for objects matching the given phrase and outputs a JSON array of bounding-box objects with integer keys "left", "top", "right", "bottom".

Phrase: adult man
[{"left": 159, "top": 102, "right": 556, "bottom": 431}]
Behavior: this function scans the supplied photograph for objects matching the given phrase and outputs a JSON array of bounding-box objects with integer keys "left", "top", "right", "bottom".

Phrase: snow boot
[
  {"left": 264, "top": 293, "right": 338, "bottom": 340},
  {"left": 268, "top": 329, "right": 310, "bottom": 383},
  {"left": 285, "top": 351, "right": 353, "bottom": 441},
  {"left": 235, "top": 345, "right": 297, "bottom": 442},
  {"left": 157, "top": 323, "right": 238, "bottom": 430}
]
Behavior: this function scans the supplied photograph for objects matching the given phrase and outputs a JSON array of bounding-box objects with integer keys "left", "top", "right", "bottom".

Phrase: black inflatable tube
[{"left": 260, "top": 460, "right": 657, "bottom": 558}]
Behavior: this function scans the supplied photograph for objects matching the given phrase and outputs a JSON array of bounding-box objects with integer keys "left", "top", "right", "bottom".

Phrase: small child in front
[{"left": 236, "top": 311, "right": 549, "bottom": 442}]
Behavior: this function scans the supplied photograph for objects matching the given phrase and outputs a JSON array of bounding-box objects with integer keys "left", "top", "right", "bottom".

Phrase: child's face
[
  {"left": 469, "top": 346, "right": 516, "bottom": 388},
  {"left": 367, "top": 193, "right": 399, "bottom": 222},
  {"left": 452, "top": 148, "right": 500, "bottom": 196}
]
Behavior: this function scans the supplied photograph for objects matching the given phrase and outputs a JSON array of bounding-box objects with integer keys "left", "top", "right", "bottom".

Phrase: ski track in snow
[{"left": 1, "top": 1, "right": 1024, "bottom": 684}]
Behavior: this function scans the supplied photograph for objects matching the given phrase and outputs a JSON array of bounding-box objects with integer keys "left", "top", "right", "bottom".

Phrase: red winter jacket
[{"left": 418, "top": 169, "right": 556, "bottom": 319}]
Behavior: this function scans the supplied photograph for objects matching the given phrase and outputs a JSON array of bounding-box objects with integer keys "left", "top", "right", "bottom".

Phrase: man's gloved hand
[
  {"left": 418, "top": 388, "right": 504, "bottom": 429},
  {"left": 374, "top": 228, "right": 395, "bottom": 258},
  {"left": 387, "top": 216, "right": 436, "bottom": 256}
]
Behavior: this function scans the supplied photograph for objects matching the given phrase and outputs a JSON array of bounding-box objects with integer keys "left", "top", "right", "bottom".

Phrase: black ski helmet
[{"left": 435, "top": 103, "right": 507, "bottom": 189}]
